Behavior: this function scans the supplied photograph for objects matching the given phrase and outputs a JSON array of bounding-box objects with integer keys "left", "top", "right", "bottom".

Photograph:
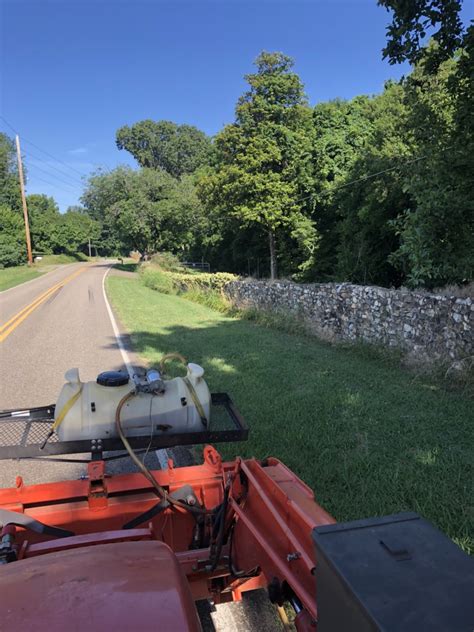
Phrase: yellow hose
[{"left": 115, "top": 389, "right": 212, "bottom": 515}]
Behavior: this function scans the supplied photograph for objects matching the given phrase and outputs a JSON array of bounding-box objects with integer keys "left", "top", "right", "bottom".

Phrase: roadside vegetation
[
  {"left": 0, "top": 253, "right": 90, "bottom": 291},
  {"left": 0, "top": 266, "right": 43, "bottom": 291},
  {"left": 107, "top": 274, "right": 473, "bottom": 554}
]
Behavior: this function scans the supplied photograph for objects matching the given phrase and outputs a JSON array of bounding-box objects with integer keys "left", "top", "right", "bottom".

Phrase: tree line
[{"left": 1, "top": 0, "right": 472, "bottom": 288}]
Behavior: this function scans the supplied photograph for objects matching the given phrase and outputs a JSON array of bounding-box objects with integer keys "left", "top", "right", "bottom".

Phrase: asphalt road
[{"left": 0, "top": 261, "right": 149, "bottom": 486}]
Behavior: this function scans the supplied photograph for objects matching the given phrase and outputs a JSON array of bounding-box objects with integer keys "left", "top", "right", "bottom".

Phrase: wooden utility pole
[
  {"left": 15, "top": 135, "right": 33, "bottom": 265},
  {"left": 88, "top": 237, "right": 92, "bottom": 258}
]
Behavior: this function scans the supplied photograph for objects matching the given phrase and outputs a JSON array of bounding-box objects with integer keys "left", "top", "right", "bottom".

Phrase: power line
[
  {"left": 22, "top": 148, "right": 85, "bottom": 186},
  {"left": 24, "top": 155, "right": 84, "bottom": 190},
  {"left": 26, "top": 167, "right": 82, "bottom": 192},
  {"left": 0, "top": 115, "right": 89, "bottom": 178},
  {"left": 24, "top": 173, "right": 83, "bottom": 196},
  {"left": 291, "top": 145, "right": 455, "bottom": 208}
]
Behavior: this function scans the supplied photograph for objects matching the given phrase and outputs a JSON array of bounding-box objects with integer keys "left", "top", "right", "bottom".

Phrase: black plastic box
[{"left": 312, "top": 512, "right": 474, "bottom": 631}]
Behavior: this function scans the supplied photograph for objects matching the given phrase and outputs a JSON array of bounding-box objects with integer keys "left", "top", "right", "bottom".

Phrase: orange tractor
[{"left": 0, "top": 363, "right": 473, "bottom": 631}]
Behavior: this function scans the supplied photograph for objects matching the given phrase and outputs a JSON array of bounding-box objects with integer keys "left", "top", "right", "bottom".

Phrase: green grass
[
  {"left": 0, "top": 254, "right": 90, "bottom": 291},
  {"left": 113, "top": 262, "right": 139, "bottom": 273},
  {"left": 106, "top": 276, "right": 474, "bottom": 553},
  {"left": 35, "top": 253, "right": 88, "bottom": 265},
  {"left": 0, "top": 266, "right": 43, "bottom": 291}
]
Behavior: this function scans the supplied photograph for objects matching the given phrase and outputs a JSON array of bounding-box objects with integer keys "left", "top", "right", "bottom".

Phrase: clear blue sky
[{"left": 0, "top": 0, "right": 471, "bottom": 211}]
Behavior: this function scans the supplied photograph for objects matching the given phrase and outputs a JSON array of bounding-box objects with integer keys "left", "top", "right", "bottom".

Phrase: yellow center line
[{"left": 0, "top": 266, "right": 87, "bottom": 343}]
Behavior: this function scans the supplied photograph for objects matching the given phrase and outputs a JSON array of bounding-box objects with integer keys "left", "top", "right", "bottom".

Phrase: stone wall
[{"left": 223, "top": 280, "right": 473, "bottom": 363}]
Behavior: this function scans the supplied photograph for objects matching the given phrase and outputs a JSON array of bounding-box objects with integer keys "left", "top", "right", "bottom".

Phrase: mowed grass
[
  {"left": 0, "top": 266, "right": 43, "bottom": 291},
  {"left": 107, "top": 276, "right": 473, "bottom": 552},
  {"left": 0, "top": 254, "right": 94, "bottom": 291}
]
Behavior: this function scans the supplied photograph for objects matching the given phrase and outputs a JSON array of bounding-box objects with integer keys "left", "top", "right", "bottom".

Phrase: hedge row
[{"left": 140, "top": 265, "right": 237, "bottom": 295}]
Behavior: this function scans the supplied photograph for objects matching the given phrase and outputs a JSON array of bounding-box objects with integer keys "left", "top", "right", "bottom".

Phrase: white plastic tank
[{"left": 55, "top": 365, "right": 211, "bottom": 442}]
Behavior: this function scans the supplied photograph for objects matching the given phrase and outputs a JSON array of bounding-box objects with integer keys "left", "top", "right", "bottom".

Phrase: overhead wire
[
  {"left": 0, "top": 115, "right": 90, "bottom": 179},
  {"left": 22, "top": 148, "right": 85, "bottom": 186},
  {"left": 0, "top": 114, "right": 111, "bottom": 179},
  {"left": 288, "top": 144, "right": 456, "bottom": 210},
  {"left": 25, "top": 173, "right": 83, "bottom": 195},
  {"left": 23, "top": 156, "right": 84, "bottom": 190}
]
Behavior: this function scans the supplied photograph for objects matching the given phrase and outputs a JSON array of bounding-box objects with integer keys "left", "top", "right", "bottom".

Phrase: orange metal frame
[{"left": 0, "top": 446, "right": 335, "bottom": 630}]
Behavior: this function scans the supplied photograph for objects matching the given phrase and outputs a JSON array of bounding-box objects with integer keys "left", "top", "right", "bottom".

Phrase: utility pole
[
  {"left": 15, "top": 135, "right": 33, "bottom": 265},
  {"left": 88, "top": 237, "right": 92, "bottom": 258}
]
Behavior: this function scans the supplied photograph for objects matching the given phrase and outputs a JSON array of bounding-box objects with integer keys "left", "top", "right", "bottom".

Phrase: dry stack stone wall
[{"left": 224, "top": 280, "right": 473, "bottom": 363}]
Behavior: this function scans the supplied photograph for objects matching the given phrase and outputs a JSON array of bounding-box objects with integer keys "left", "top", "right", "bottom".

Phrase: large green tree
[
  {"left": 116, "top": 120, "right": 211, "bottom": 178},
  {"left": 0, "top": 133, "right": 21, "bottom": 212},
  {"left": 379, "top": 0, "right": 465, "bottom": 67},
  {"left": 198, "top": 52, "right": 316, "bottom": 279},
  {"left": 0, "top": 205, "right": 25, "bottom": 267},
  {"left": 334, "top": 82, "right": 413, "bottom": 286},
  {"left": 0, "top": 133, "right": 26, "bottom": 266},
  {"left": 389, "top": 46, "right": 473, "bottom": 287},
  {"left": 307, "top": 96, "right": 378, "bottom": 280},
  {"left": 82, "top": 167, "right": 205, "bottom": 256},
  {"left": 27, "top": 194, "right": 61, "bottom": 254},
  {"left": 54, "top": 209, "right": 101, "bottom": 255}
]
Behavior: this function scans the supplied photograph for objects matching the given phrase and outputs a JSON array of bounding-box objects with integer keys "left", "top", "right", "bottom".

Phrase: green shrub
[
  {"left": 140, "top": 263, "right": 237, "bottom": 294},
  {"left": 140, "top": 267, "right": 177, "bottom": 295},
  {"left": 167, "top": 271, "right": 237, "bottom": 292},
  {"left": 149, "top": 252, "right": 184, "bottom": 272},
  {"left": 182, "top": 288, "right": 234, "bottom": 313},
  {"left": 0, "top": 237, "right": 25, "bottom": 267}
]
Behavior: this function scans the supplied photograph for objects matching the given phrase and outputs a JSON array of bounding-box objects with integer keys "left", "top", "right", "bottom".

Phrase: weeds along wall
[{"left": 223, "top": 280, "right": 473, "bottom": 364}]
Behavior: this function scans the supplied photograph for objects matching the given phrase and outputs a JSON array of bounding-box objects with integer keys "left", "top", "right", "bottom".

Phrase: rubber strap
[
  {"left": 183, "top": 377, "right": 208, "bottom": 427},
  {"left": 51, "top": 384, "right": 83, "bottom": 432}
]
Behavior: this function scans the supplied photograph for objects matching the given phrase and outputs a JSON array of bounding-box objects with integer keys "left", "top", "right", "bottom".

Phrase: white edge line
[
  {"left": 102, "top": 264, "right": 169, "bottom": 469},
  {"left": 0, "top": 263, "right": 77, "bottom": 295},
  {"left": 101, "top": 265, "right": 134, "bottom": 380}
]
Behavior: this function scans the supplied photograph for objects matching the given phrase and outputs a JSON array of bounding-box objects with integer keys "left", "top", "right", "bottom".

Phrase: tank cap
[{"left": 97, "top": 371, "right": 130, "bottom": 387}]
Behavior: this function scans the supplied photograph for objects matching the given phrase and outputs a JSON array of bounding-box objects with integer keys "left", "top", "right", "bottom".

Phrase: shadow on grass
[
  {"left": 102, "top": 309, "right": 473, "bottom": 553},
  {"left": 113, "top": 262, "right": 139, "bottom": 273}
]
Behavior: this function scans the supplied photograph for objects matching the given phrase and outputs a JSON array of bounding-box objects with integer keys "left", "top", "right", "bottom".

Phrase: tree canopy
[
  {"left": 81, "top": 167, "right": 206, "bottom": 256},
  {"left": 379, "top": 0, "right": 465, "bottom": 67},
  {"left": 197, "top": 52, "right": 316, "bottom": 279},
  {"left": 116, "top": 120, "right": 211, "bottom": 177}
]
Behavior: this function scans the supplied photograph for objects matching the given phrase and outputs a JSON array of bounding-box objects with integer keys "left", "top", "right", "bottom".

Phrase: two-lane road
[{"left": 0, "top": 262, "right": 144, "bottom": 485}]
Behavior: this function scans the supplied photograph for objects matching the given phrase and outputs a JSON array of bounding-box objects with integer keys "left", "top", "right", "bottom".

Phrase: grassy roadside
[
  {"left": 0, "top": 254, "right": 91, "bottom": 292},
  {"left": 106, "top": 275, "right": 473, "bottom": 553},
  {"left": 0, "top": 266, "right": 44, "bottom": 291}
]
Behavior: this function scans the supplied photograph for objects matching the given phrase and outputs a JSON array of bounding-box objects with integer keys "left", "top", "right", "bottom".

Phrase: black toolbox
[{"left": 312, "top": 512, "right": 474, "bottom": 631}]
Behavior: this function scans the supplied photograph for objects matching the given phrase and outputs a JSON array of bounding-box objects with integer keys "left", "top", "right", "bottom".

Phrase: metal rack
[{"left": 0, "top": 393, "right": 248, "bottom": 461}]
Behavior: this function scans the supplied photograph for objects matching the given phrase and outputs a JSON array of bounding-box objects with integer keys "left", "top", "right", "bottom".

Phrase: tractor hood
[{"left": 0, "top": 540, "right": 201, "bottom": 631}]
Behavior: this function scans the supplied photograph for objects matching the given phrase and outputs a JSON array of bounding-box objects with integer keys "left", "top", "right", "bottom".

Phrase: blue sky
[{"left": 0, "top": 0, "right": 471, "bottom": 211}]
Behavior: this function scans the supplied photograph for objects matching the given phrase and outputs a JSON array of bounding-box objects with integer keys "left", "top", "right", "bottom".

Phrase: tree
[
  {"left": 197, "top": 52, "right": 316, "bottom": 279},
  {"left": 307, "top": 96, "right": 378, "bottom": 280},
  {"left": 0, "top": 204, "right": 25, "bottom": 267},
  {"left": 116, "top": 120, "right": 211, "bottom": 177},
  {"left": 334, "top": 82, "right": 413, "bottom": 286},
  {"left": 55, "top": 210, "right": 101, "bottom": 255},
  {"left": 0, "top": 133, "right": 21, "bottom": 212},
  {"left": 82, "top": 167, "right": 205, "bottom": 256},
  {"left": 378, "top": 0, "right": 465, "bottom": 67},
  {"left": 27, "top": 194, "right": 61, "bottom": 254},
  {"left": 389, "top": 46, "right": 474, "bottom": 287}
]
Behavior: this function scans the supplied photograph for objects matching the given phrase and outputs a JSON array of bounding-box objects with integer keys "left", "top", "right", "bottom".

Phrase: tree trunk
[{"left": 268, "top": 230, "right": 277, "bottom": 280}]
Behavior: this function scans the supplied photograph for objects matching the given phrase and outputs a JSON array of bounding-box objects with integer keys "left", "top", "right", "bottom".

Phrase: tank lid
[{"left": 97, "top": 371, "right": 130, "bottom": 387}]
